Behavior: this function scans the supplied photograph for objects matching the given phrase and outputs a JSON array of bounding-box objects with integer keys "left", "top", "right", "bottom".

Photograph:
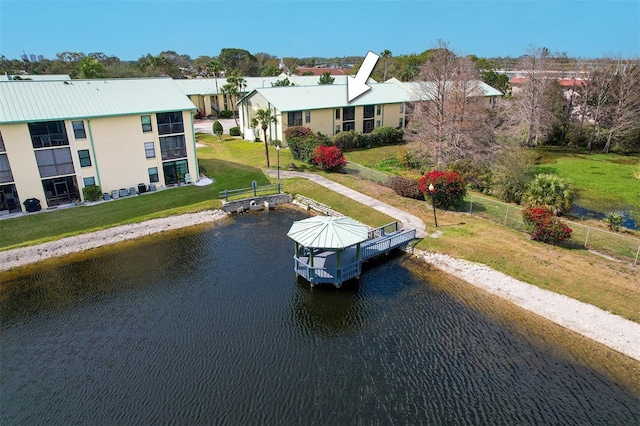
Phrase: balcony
[
  {"left": 31, "top": 133, "right": 69, "bottom": 148},
  {"left": 157, "top": 122, "right": 184, "bottom": 135},
  {"left": 161, "top": 148, "right": 187, "bottom": 161},
  {"left": 287, "top": 119, "right": 303, "bottom": 127}
]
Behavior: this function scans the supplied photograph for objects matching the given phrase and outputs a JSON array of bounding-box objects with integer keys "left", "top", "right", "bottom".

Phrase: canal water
[{"left": 1, "top": 210, "right": 639, "bottom": 425}]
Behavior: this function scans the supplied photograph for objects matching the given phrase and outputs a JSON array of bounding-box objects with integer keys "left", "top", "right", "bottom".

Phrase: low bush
[
  {"left": 218, "top": 110, "right": 233, "bottom": 119},
  {"left": 313, "top": 145, "right": 346, "bottom": 171},
  {"left": 449, "top": 159, "right": 492, "bottom": 193},
  {"left": 522, "top": 206, "right": 572, "bottom": 244},
  {"left": 389, "top": 176, "right": 424, "bottom": 200},
  {"left": 82, "top": 185, "right": 103, "bottom": 202},
  {"left": 418, "top": 170, "right": 466, "bottom": 209},
  {"left": 286, "top": 126, "right": 331, "bottom": 163},
  {"left": 523, "top": 173, "right": 573, "bottom": 214},
  {"left": 229, "top": 127, "right": 241, "bottom": 136},
  {"left": 603, "top": 211, "right": 624, "bottom": 232},
  {"left": 331, "top": 126, "right": 403, "bottom": 151},
  {"left": 332, "top": 131, "right": 360, "bottom": 151},
  {"left": 371, "top": 126, "right": 403, "bottom": 145}
]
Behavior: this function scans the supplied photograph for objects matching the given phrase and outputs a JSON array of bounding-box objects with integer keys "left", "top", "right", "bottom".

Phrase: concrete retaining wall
[{"left": 222, "top": 193, "right": 293, "bottom": 213}]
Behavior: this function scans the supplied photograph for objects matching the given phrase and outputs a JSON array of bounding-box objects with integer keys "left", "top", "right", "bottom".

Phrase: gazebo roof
[{"left": 287, "top": 216, "right": 369, "bottom": 249}]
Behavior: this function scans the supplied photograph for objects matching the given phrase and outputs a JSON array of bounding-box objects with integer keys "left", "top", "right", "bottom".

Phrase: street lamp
[
  {"left": 276, "top": 144, "right": 280, "bottom": 180},
  {"left": 428, "top": 183, "right": 438, "bottom": 227}
]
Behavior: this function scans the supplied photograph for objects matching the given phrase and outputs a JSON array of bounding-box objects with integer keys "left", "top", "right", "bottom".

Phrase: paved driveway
[{"left": 194, "top": 118, "right": 237, "bottom": 134}]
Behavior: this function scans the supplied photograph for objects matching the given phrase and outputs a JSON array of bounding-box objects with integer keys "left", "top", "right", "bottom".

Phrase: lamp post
[
  {"left": 428, "top": 183, "right": 438, "bottom": 227},
  {"left": 276, "top": 144, "right": 280, "bottom": 180}
]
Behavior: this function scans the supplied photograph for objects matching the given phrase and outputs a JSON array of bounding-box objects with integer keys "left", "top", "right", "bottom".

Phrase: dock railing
[{"left": 219, "top": 181, "right": 282, "bottom": 201}]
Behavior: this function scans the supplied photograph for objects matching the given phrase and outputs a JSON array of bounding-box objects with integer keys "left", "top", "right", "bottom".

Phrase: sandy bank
[{"left": 0, "top": 210, "right": 228, "bottom": 271}]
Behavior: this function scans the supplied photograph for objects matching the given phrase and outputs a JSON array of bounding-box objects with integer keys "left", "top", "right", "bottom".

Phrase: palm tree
[
  {"left": 381, "top": 49, "right": 392, "bottom": 81},
  {"left": 254, "top": 108, "right": 277, "bottom": 168},
  {"left": 206, "top": 60, "right": 222, "bottom": 111}
]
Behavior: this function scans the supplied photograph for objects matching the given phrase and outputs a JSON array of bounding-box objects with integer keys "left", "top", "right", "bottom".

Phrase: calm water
[{"left": 1, "top": 210, "right": 638, "bottom": 425}]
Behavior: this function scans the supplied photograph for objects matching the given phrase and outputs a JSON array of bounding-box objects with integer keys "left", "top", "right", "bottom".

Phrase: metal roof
[
  {"left": 0, "top": 74, "right": 71, "bottom": 81},
  {"left": 248, "top": 82, "right": 412, "bottom": 112},
  {"left": 0, "top": 78, "right": 196, "bottom": 124},
  {"left": 395, "top": 78, "right": 503, "bottom": 100},
  {"left": 287, "top": 216, "right": 369, "bottom": 249},
  {"left": 173, "top": 75, "right": 364, "bottom": 96}
]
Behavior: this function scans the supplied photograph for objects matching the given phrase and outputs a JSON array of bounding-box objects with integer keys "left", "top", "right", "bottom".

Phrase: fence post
[
  {"left": 224, "top": 189, "right": 228, "bottom": 201},
  {"left": 504, "top": 206, "right": 509, "bottom": 226},
  {"left": 252, "top": 180, "right": 257, "bottom": 196},
  {"left": 584, "top": 227, "right": 590, "bottom": 248},
  {"left": 634, "top": 244, "right": 639, "bottom": 266},
  {"left": 469, "top": 197, "right": 473, "bottom": 214},
  {"left": 278, "top": 182, "right": 281, "bottom": 193}
]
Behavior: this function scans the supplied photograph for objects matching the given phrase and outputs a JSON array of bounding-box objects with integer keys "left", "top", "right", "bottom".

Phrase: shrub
[
  {"left": 604, "top": 211, "right": 624, "bottom": 232},
  {"left": 286, "top": 127, "right": 331, "bottom": 163},
  {"left": 82, "top": 185, "right": 103, "bottom": 202},
  {"left": 229, "top": 127, "right": 241, "bottom": 136},
  {"left": 332, "top": 131, "right": 360, "bottom": 151},
  {"left": 522, "top": 206, "right": 572, "bottom": 244},
  {"left": 313, "top": 145, "right": 346, "bottom": 171},
  {"left": 269, "top": 139, "right": 282, "bottom": 147},
  {"left": 198, "top": 164, "right": 207, "bottom": 175},
  {"left": 371, "top": 126, "right": 403, "bottom": 145},
  {"left": 418, "top": 170, "right": 466, "bottom": 209},
  {"left": 490, "top": 146, "right": 535, "bottom": 204},
  {"left": 389, "top": 176, "right": 424, "bottom": 200},
  {"left": 449, "top": 159, "right": 492, "bottom": 193},
  {"left": 212, "top": 120, "right": 223, "bottom": 140},
  {"left": 523, "top": 173, "right": 573, "bottom": 214},
  {"left": 218, "top": 110, "right": 233, "bottom": 119}
]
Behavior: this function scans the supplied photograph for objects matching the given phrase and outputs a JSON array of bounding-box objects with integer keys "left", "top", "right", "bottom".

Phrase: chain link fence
[{"left": 343, "top": 162, "right": 640, "bottom": 265}]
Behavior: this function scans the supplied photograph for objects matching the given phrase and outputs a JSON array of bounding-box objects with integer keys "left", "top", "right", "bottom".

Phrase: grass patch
[{"left": 533, "top": 148, "right": 640, "bottom": 211}]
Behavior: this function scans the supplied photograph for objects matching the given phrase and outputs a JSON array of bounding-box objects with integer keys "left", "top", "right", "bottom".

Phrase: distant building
[{"left": 0, "top": 78, "right": 198, "bottom": 213}]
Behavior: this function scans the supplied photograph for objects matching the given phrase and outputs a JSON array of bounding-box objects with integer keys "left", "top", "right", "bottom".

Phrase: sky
[{"left": 0, "top": 0, "right": 638, "bottom": 61}]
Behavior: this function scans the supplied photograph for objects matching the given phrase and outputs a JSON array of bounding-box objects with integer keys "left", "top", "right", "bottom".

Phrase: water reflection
[{"left": 1, "top": 209, "right": 638, "bottom": 425}]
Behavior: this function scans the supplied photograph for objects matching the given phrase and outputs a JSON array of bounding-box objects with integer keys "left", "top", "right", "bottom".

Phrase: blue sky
[{"left": 0, "top": 0, "right": 638, "bottom": 61}]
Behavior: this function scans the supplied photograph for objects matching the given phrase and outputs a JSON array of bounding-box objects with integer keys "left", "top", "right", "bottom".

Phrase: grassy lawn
[
  {"left": 2, "top": 137, "right": 639, "bottom": 323},
  {"left": 533, "top": 148, "right": 640, "bottom": 212}
]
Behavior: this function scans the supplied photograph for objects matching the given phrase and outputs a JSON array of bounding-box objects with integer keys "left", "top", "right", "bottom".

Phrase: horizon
[{"left": 0, "top": 1, "right": 638, "bottom": 61}]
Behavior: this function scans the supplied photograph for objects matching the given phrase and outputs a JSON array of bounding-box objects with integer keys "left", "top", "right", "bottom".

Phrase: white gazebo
[{"left": 287, "top": 216, "right": 369, "bottom": 286}]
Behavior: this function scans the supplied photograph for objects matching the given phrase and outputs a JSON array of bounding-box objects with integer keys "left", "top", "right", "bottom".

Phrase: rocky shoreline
[{"left": 1, "top": 209, "right": 638, "bottom": 361}]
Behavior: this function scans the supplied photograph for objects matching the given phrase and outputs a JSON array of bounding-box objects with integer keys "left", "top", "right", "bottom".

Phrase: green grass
[{"left": 533, "top": 149, "right": 640, "bottom": 212}]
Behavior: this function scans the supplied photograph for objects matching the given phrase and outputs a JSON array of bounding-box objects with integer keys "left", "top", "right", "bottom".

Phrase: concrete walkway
[{"left": 266, "top": 170, "right": 426, "bottom": 238}]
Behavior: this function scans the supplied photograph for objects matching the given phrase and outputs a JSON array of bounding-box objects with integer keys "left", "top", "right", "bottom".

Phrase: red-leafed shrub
[
  {"left": 389, "top": 176, "right": 424, "bottom": 200},
  {"left": 522, "top": 206, "right": 572, "bottom": 244},
  {"left": 418, "top": 170, "right": 466, "bottom": 208},
  {"left": 313, "top": 145, "right": 346, "bottom": 171}
]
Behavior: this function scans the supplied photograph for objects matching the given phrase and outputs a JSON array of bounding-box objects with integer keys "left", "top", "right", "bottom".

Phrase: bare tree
[
  {"left": 602, "top": 59, "right": 640, "bottom": 153},
  {"left": 408, "top": 41, "right": 492, "bottom": 168},
  {"left": 512, "top": 46, "right": 554, "bottom": 146}
]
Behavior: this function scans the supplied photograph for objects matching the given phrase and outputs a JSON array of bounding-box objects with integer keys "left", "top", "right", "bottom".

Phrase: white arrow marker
[{"left": 347, "top": 51, "right": 379, "bottom": 102}]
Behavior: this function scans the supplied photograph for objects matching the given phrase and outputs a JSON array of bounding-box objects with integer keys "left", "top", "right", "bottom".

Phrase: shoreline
[{"left": 1, "top": 208, "right": 638, "bottom": 361}]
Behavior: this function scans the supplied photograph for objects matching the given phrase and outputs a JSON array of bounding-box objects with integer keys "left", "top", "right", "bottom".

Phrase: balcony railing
[
  {"left": 288, "top": 119, "right": 303, "bottom": 127},
  {"left": 161, "top": 148, "right": 187, "bottom": 161},
  {"left": 31, "top": 133, "right": 69, "bottom": 148},
  {"left": 157, "top": 122, "right": 185, "bottom": 135}
]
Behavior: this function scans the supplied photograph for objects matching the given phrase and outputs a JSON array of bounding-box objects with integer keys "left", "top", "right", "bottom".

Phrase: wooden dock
[{"left": 292, "top": 222, "right": 416, "bottom": 287}]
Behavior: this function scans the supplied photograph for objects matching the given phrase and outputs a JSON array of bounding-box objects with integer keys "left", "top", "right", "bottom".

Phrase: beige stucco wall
[{"left": 0, "top": 110, "right": 197, "bottom": 212}]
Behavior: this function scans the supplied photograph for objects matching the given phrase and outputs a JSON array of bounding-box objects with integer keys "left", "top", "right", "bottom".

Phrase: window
[
  {"left": 287, "top": 111, "right": 303, "bottom": 127},
  {"left": 305, "top": 111, "right": 311, "bottom": 123},
  {"left": 35, "top": 148, "right": 75, "bottom": 178},
  {"left": 0, "top": 153, "right": 14, "bottom": 183},
  {"left": 400, "top": 104, "right": 404, "bottom": 114},
  {"left": 162, "top": 159, "right": 188, "bottom": 185},
  {"left": 159, "top": 135, "right": 187, "bottom": 160},
  {"left": 363, "top": 105, "right": 375, "bottom": 119},
  {"left": 78, "top": 149, "right": 91, "bottom": 167},
  {"left": 376, "top": 120, "right": 381, "bottom": 128},
  {"left": 376, "top": 105, "right": 381, "bottom": 116},
  {"left": 343, "top": 122, "right": 355, "bottom": 131},
  {"left": 342, "top": 107, "right": 355, "bottom": 121},
  {"left": 398, "top": 118, "right": 404, "bottom": 128},
  {"left": 28, "top": 121, "right": 69, "bottom": 148},
  {"left": 72, "top": 121, "right": 86, "bottom": 139},
  {"left": 156, "top": 112, "right": 184, "bottom": 135},
  {"left": 141, "top": 115, "right": 152, "bottom": 132},
  {"left": 144, "top": 142, "right": 156, "bottom": 159},
  {"left": 148, "top": 167, "right": 159, "bottom": 183},
  {"left": 335, "top": 109, "right": 340, "bottom": 120},
  {"left": 0, "top": 131, "right": 5, "bottom": 152},
  {"left": 335, "top": 125, "right": 340, "bottom": 134},
  {"left": 83, "top": 176, "right": 95, "bottom": 187}
]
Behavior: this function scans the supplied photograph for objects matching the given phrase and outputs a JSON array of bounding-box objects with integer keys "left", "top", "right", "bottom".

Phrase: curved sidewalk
[{"left": 266, "top": 170, "right": 426, "bottom": 238}]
